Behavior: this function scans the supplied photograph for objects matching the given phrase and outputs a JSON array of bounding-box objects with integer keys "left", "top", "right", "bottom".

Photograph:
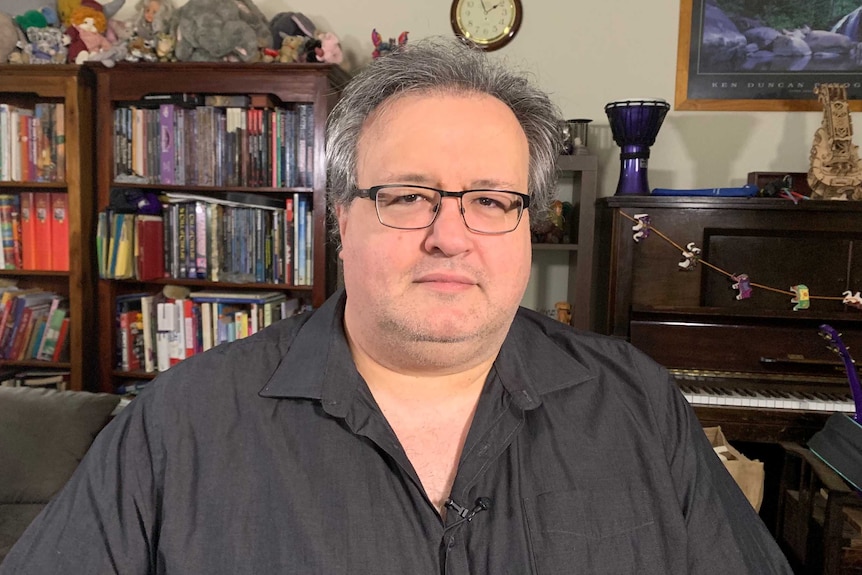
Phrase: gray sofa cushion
[{"left": 0, "top": 386, "right": 120, "bottom": 503}]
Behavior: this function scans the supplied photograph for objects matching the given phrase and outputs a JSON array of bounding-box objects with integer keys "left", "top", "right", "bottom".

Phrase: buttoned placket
[{"left": 440, "top": 395, "right": 525, "bottom": 575}]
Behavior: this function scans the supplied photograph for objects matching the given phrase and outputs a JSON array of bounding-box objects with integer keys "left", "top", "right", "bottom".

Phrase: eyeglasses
[{"left": 355, "top": 184, "right": 531, "bottom": 235}]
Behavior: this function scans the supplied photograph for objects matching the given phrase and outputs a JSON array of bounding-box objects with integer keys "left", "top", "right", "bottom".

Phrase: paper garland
[{"left": 623, "top": 212, "right": 862, "bottom": 312}]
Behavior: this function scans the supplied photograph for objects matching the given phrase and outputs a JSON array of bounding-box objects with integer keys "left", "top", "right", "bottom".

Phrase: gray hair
[{"left": 326, "top": 37, "right": 563, "bottom": 231}]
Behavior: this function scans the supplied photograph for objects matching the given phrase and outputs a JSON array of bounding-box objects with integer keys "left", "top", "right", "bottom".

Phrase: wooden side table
[{"left": 777, "top": 442, "right": 862, "bottom": 574}]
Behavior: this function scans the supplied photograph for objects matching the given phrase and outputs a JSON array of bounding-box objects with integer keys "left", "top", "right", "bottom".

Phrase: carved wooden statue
[{"left": 808, "top": 83, "right": 862, "bottom": 200}]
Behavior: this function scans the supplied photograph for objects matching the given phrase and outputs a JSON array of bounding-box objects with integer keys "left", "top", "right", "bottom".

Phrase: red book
[
  {"left": 33, "top": 192, "right": 52, "bottom": 269},
  {"left": 50, "top": 192, "right": 69, "bottom": 271},
  {"left": 51, "top": 316, "right": 70, "bottom": 362},
  {"left": 19, "top": 192, "right": 37, "bottom": 270},
  {"left": 135, "top": 215, "right": 165, "bottom": 280},
  {"left": 182, "top": 298, "right": 195, "bottom": 359}
]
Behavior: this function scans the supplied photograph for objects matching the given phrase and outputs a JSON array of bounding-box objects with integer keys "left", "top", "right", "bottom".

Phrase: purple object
[{"left": 605, "top": 99, "right": 670, "bottom": 195}]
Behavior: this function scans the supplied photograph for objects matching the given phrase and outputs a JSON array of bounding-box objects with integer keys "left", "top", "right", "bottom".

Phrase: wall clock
[{"left": 450, "top": 0, "right": 522, "bottom": 52}]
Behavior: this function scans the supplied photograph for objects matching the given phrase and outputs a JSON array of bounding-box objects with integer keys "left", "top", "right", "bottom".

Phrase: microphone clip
[{"left": 444, "top": 497, "right": 492, "bottom": 522}]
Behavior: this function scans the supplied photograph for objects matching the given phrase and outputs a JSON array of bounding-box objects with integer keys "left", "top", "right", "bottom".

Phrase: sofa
[{"left": 0, "top": 386, "right": 120, "bottom": 563}]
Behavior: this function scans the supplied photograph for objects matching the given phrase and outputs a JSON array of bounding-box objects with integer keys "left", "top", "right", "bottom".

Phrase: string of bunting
[{"left": 622, "top": 211, "right": 862, "bottom": 312}]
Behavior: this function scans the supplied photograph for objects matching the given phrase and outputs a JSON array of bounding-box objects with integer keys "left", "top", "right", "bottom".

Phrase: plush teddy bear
[{"left": 171, "top": 0, "right": 270, "bottom": 62}]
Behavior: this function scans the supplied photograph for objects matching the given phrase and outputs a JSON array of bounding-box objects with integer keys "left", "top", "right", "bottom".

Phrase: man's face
[{"left": 337, "top": 92, "right": 532, "bottom": 363}]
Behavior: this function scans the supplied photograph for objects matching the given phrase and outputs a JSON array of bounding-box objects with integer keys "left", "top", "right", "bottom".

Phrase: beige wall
[{"left": 114, "top": 0, "right": 822, "bottom": 199}]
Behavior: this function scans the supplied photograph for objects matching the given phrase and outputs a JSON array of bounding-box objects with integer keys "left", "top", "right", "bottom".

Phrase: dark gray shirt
[{"left": 2, "top": 290, "right": 791, "bottom": 574}]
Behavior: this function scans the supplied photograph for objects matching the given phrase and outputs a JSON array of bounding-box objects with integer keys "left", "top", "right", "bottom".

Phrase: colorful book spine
[{"left": 50, "top": 192, "right": 69, "bottom": 271}]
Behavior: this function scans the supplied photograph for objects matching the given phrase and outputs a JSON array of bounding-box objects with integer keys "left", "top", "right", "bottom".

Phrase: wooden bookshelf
[
  {"left": 90, "top": 63, "right": 349, "bottom": 392},
  {"left": 0, "top": 66, "right": 95, "bottom": 392}
]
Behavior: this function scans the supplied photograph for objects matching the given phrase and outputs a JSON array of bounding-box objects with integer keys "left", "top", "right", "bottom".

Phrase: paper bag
[{"left": 703, "top": 426, "right": 765, "bottom": 512}]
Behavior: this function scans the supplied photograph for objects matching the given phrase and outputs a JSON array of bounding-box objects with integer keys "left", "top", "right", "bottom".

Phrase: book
[
  {"left": 135, "top": 215, "right": 165, "bottom": 280},
  {"left": 51, "top": 316, "right": 70, "bottom": 362},
  {"left": 37, "top": 305, "right": 67, "bottom": 361},
  {"left": 159, "top": 104, "right": 176, "bottom": 185},
  {"left": 18, "top": 192, "right": 36, "bottom": 270},
  {"left": 188, "top": 290, "right": 287, "bottom": 304},
  {"left": 50, "top": 192, "right": 69, "bottom": 271},
  {"left": 0, "top": 195, "right": 18, "bottom": 269},
  {"left": 54, "top": 102, "right": 65, "bottom": 181},
  {"left": 33, "top": 192, "right": 52, "bottom": 270}
]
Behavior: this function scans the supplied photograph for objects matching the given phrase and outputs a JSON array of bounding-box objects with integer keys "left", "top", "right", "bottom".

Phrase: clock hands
[{"left": 478, "top": 0, "right": 501, "bottom": 15}]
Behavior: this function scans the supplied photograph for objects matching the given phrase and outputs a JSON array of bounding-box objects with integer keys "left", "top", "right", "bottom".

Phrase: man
[{"left": 2, "top": 38, "right": 791, "bottom": 573}]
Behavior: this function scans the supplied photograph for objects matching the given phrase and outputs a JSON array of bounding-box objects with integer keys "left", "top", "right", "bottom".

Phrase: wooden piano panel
[
  {"left": 630, "top": 312, "right": 862, "bottom": 377},
  {"left": 692, "top": 406, "right": 830, "bottom": 444}
]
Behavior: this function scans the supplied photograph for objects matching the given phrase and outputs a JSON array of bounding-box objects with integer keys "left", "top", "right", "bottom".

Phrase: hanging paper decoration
[
  {"left": 731, "top": 274, "right": 753, "bottom": 300},
  {"left": 620, "top": 210, "right": 859, "bottom": 312},
  {"left": 791, "top": 284, "right": 810, "bottom": 311},
  {"left": 632, "top": 213, "right": 651, "bottom": 242},
  {"left": 678, "top": 242, "right": 702, "bottom": 271}
]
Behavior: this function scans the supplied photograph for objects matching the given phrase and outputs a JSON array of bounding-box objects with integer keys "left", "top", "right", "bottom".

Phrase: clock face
[{"left": 451, "top": 0, "right": 522, "bottom": 51}]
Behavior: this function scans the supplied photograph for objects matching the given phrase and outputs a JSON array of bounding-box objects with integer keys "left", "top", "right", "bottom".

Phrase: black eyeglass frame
[{"left": 355, "top": 184, "right": 531, "bottom": 235}]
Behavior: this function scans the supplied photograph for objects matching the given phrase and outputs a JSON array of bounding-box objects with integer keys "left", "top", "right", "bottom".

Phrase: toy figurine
[
  {"left": 555, "top": 302, "right": 572, "bottom": 325},
  {"left": 371, "top": 29, "right": 407, "bottom": 59},
  {"left": 843, "top": 290, "right": 862, "bottom": 310},
  {"left": 731, "top": 274, "right": 752, "bottom": 300},
  {"left": 530, "top": 200, "right": 565, "bottom": 244},
  {"left": 632, "top": 213, "right": 650, "bottom": 242},
  {"left": 678, "top": 242, "right": 701, "bottom": 271},
  {"left": 791, "top": 284, "right": 810, "bottom": 311},
  {"left": 129, "top": 0, "right": 173, "bottom": 40}
]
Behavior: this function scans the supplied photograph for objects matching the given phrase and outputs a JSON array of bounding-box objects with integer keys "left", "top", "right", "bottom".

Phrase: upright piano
[{"left": 595, "top": 196, "right": 862, "bottom": 445}]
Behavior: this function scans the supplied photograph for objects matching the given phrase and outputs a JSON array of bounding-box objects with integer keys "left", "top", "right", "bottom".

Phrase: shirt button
[{"left": 447, "top": 536, "right": 456, "bottom": 549}]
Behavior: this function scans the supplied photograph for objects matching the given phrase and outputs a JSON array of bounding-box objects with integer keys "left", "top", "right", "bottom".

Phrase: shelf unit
[
  {"left": 90, "top": 63, "right": 349, "bottom": 392},
  {"left": 0, "top": 66, "right": 95, "bottom": 392},
  {"left": 526, "top": 154, "right": 598, "bottom": 330}
]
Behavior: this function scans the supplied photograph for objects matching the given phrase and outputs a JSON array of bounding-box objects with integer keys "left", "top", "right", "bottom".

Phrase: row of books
[
  {"left": 2, "top": 192, "right": 70, "bottom": 271},
  {"left": 0, "top": 287, "right": 70, "bottom": 363},
  {"left": 115, "top": 290, "right": 304, "bottom": 374},
  {"left": 97, "top": 192, "right": 314, "bottom": 286},
  {"left": 113, "top": 98, "right": 314, "bottom": 189},
  {"left": 0, "top": 102, "right": 66, "bottom": 183}
]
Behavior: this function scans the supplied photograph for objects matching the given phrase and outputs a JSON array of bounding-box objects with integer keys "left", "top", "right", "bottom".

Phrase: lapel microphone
[{"left": 444, "top": 497, "right": 493, "bottom": 522}]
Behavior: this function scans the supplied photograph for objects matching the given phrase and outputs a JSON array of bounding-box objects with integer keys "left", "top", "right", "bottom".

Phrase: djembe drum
[{"left": 605, "top": 98, "right": 670, "bottom": 195}]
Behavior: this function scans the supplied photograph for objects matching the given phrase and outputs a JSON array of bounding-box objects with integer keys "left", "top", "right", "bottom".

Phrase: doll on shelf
[{"left": 130, "top": 0, "right": 174, "bottom": 40}]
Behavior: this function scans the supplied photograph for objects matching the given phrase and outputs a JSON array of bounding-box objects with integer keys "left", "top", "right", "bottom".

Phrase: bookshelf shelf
[
  {"left": 0, "top": 66, "right": 95, "bottom": 392},
  {"left": 524, "top": 155, "right": 598, "bottom": 330},
  {"left": 91, "top": 62, "right": 348, "bottom": 392}
]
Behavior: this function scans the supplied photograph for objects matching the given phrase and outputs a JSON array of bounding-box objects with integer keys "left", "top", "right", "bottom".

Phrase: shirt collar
[{"left": 259, "top": 289, "right": 594, "bottom": 414}]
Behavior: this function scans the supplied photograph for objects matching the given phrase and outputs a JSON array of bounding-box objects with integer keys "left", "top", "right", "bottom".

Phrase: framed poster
[{"left": 675, "top": 0, "right": 862, "bottom": 111}]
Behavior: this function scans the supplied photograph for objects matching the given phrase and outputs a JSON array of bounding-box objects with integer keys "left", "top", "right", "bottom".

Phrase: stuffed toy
[
  {"left": 66, "top": 0, "right": 124, "bottom": 65},
  {"left": 171, "top": 0, "right": 270, "bottom": 62},
  {"left": 371, "top": 29, "right": 408, "bottom": 59},
  {"left": 66, "top": 3, "right": 111, "bottom": 62},
  {"left": 0, "top": 12, "right": 25, "bottom": 63},
  {"left": 124, "top": 34, "right": 157, "bottom": 61},
  {"left": 269, "top": 12, "right": 343, "bottom": 64},
  {"left": 16, "top": 26, "right": 71, "bottom": 64},
  {"left": 310, "top": 31, "right": 342, "bottom": 64},
  {"left": 154, "top": 30, "right": 175, "bottom": 60},
  {"left": 262, "top": 34, "right": 303, "bottom": 63},
  {"left": 268, "top": 11, "right": 314, "bottom": 49},
  {"left": 59, "top": 0, "right": 125, "bottom": 27}
]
